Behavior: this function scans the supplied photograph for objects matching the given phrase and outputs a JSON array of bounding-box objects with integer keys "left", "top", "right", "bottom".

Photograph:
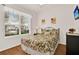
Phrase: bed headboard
[
  {"left": 41, "top": 27, "right": 60, "bottom": 38},
  {"left": 57, "top": 28, "right": 60, "bottom": 41}
]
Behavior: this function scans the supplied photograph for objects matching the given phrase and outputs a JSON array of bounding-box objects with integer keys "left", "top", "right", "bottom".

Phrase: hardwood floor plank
[
  {"left": 0, "top": 44, "right": 66, "bottom": 55},
  {"left": 54, "top": 44, "right": 66, "bottom": 55}
]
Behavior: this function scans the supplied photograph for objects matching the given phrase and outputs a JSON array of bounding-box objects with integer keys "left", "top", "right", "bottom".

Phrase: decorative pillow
[
  {"left": 44, "top": 31, "right": 50, "bottom": 35},
  {"left": 41, "top": 28, "right": 58, "bottom": 40},
  {"left": 50, "top": 29, "right": 58, "bottom": 35}
]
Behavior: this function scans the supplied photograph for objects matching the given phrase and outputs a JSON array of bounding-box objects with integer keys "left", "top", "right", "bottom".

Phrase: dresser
[{"left": 66, "top": 33, "right": 79, "bottom": 55}]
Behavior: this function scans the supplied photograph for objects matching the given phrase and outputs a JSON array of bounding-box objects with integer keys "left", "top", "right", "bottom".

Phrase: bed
[{"left": 21, "top": 28, "right": 60, "bottom": 55}]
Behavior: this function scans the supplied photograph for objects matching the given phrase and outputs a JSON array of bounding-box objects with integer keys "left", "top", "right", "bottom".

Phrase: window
[
  {"left": 4, "top": 7, "right": 31, "bottom": 36},
  {"left": 21, "top": 15, "right": 29, "bottom": 34}
]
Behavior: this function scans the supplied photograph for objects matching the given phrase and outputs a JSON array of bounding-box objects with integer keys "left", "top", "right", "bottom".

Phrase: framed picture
[
  {"left": 41, "top": 19, "right": 46, "bottom": 24},
  {"left": 51, "top": 17, "right": 56, "bottom": 24}
]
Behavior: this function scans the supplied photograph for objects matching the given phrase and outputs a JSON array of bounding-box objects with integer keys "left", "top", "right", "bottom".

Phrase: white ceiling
[
  {"left": 6, "top": 4, "right": 52, "bottom": 13},
  {"left": 6, "top": 4, "right": 44, "bottom": 13},
  {"left": 6, "top": 4, "right": 76, "bottom": 13},
  {"left": 17, "top": 4, "right": 41, "bottom": 12}
]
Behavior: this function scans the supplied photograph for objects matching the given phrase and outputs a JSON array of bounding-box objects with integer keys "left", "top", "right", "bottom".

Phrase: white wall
[
  {"left": 37, "top": 4, "right": 79, "bottom": 45},
  {"left": 0, "top": 4, "right": 79, "bottom": 51},
  {"left": 0, "top": 5, "right": 38, "bottom": 51}
]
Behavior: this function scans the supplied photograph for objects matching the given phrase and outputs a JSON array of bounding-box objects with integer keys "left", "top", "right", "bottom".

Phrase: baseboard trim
[
  {"left": 59, "top": 42, "right": 66, "bottom": 45},
  {"left": 0, "top": 43, "right": 21, "bottom": 52}
]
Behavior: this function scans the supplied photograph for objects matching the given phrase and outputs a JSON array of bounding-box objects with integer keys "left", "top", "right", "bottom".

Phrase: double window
[{"left": 4, "top": 7, "right": 31, "bottom": 36}]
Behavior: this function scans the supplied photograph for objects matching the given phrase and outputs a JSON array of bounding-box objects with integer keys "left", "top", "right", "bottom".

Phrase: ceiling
[
  {"left": 5, "top": 4, "right": 76, "bottom": 13},
  {"left": 6, "top": 4, "right": 46, "bottom": 13},
  {"left": 17, "top": 4, "right": 41, "bottom": 12}
]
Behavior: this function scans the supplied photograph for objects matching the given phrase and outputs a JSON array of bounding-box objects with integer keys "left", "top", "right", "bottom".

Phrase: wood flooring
[{"left": 0, "top": 44, "right": 66, "bottom": 55}]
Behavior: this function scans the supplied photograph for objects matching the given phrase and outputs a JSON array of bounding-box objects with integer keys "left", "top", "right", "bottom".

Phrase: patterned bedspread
[{"left": 21, "top": 29, "right": 59, "bottom": 53}]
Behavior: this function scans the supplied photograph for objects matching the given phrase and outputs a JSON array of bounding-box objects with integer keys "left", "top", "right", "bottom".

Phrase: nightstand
[{"left": 66, "top": 33, "right": 79, "bottom": 55}]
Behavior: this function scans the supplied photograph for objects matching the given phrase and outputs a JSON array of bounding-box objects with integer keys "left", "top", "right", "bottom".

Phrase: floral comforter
[{"left": 21, "top": 29, "right": 59, "bottom": 53}]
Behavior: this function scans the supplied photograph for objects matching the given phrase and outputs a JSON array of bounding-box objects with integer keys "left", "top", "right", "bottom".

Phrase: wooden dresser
[{"left": 66, "top": 33, "right": 79, "bottom": 55}]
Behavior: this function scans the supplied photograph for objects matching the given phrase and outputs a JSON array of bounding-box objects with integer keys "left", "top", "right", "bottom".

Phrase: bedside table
[{"left": 66, "top": 33, "right": 79, "bottom": 55}]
